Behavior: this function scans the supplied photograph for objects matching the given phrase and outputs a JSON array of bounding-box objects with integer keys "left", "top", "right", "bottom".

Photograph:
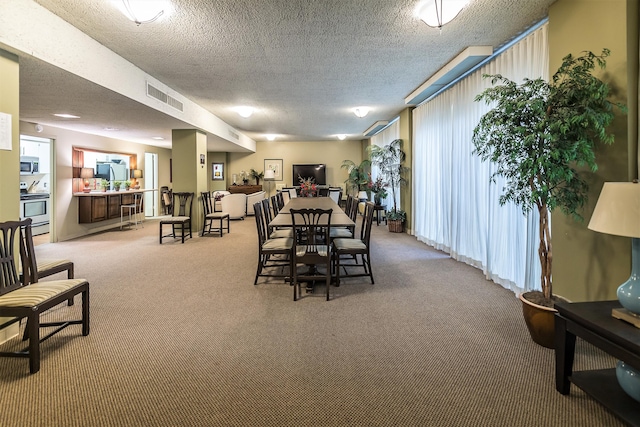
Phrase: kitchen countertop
[{"left": 73, "top": 189, "right": 156, "bottom": 196}]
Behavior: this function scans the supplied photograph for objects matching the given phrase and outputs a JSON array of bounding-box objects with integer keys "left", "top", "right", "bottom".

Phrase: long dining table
[{"left": 269, "top": 196, "right": 355, "bottom": 228}]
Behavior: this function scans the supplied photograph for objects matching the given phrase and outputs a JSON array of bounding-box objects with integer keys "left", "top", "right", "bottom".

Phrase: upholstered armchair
[
  {"left": 213, "top": 190, "right": 231, "bottom": 212},
  {"left": 246, "top": 191, "right": 266, "bottom": 216},
  {"left": 221, "top": 193, "right": 247, "bottom": 219}
]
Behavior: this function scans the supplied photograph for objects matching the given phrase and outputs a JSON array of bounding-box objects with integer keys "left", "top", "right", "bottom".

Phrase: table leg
[{"left": 555, "top": 314, "right": 576, "bottom": 394}]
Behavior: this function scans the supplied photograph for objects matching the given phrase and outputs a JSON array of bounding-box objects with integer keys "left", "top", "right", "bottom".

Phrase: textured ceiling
[{"left": 19, "top": 0, "right": 555, "bottom": 150}]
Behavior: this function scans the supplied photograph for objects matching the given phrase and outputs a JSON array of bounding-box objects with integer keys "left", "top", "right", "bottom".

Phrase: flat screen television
[{"left": 292, "top": 164, "right": 326, "bottom": 186}]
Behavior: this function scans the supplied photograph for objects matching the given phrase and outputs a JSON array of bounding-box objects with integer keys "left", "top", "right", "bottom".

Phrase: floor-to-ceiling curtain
[
  {"left": 413, "top": 23, "right": 548, "bottom": 295},
  {"left": 371, "top": 120, "right": 400, "bottom": 211}
]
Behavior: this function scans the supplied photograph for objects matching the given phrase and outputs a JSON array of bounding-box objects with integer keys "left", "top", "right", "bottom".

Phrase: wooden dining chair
[
  {"left": 200, "top": 192, "right": 230, "bottom": 237},
  {"left": 159, "top": 192, "right": 194, "bottom": 244},
  {"left": 332, "top": 201, "right": 375, "bottom": 287},
  {"left": 290, "top": 208, "right": 333, "bottom": 301},
  {"left": 261, "top": 198, "right": 293, "bottom": 239},
  {"left": 252, "top": 202, "right": 294, "bottom": 286},
  {"left": 0, "top": 219, "right": 90, "bottom": 374}
]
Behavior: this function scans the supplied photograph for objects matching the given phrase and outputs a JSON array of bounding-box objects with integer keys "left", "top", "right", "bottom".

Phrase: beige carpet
[{"left": 0, "top": 216, "right": 624, "bottom": 426}]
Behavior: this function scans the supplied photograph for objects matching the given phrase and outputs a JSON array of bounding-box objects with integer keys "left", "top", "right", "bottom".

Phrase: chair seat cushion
[
  {"left": 270, "top": 229, "right": 294, "bottom": 239},
  {"left": 18, "top": 259, "right": 72, "bottom": 274},
  {"left": 0, "top": 279, "right": 87, "bottom": 308},
  {"left": 263, "top": 238, "right": 293, "bottom": 250},
  {"left": 160, "top": 216, "right": 190, "bottom": 224},
  {"left": 206, "top": 212, "right": 229, "bottom": 219},
  {"left": 333, "top": 239, "right": 366, "bottom": 251},
  {"left": 296, "top": 245, "right": 330, "bottom": 257},
  {"left": 330, "top": 228, "right": 353, "bottom": 238}
]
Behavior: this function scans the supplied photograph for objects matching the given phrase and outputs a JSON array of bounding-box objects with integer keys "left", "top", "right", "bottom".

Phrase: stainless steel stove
[{"left": 19, "top": 181, "right": 50, "bottom": 235}]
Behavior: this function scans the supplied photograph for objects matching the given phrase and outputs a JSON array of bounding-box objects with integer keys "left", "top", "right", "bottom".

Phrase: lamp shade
[
  {"left": 130, "top": 169, "right": 143, "bottom": 179},
  {"left": 264, "top": 169, "right": 275, "bottom": 180},
  {"left": 80, "top": 168, "right": 94, "bottom": 179},
  {"left": 588, "top": 182, "right": 640, "bottom": 238}
]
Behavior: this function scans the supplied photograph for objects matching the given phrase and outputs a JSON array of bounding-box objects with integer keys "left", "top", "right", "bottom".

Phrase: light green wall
[
  {"left": 172, "top": 129, "right": 207, "bottom": 232},
  {"left": 398, "top": 108, "right": 413, "bottom": 233},
  {"left": 550, "top": 0, "right": 635, "bottom": 301},
  {"left": 228, "top": 139, "right": 364, "bottom": 191},
  {"left": 0, "top": 50, "right": 20, "bottom": 222}
]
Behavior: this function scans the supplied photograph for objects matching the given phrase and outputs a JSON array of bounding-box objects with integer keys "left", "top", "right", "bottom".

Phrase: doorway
[
  {"left": 19, "top": 134, "right": 53, "bottom": 243},
  {"left": 144, "top": 152, "right": 159, "bottom": 217}
]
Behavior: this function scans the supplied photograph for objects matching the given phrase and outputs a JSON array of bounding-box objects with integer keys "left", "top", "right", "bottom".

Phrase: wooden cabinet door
[
  {"left": 92, "top": 197, "right": 107, "bottom": 222},
  {"left": 108, "top": 195, "right": 121, "bottom": 219}
]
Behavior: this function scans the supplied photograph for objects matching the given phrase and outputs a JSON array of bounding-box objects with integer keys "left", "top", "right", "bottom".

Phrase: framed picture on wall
[
  {"left": 264, "top": 159, "right": 283, "bottom": 181},
  {"left": 212, "top": 163, "right": 224, "bottom": 180}
]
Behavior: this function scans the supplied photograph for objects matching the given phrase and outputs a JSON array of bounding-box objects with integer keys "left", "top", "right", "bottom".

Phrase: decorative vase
[
  {"left": 616, "top": 361, "right": 640, "bottom": 402},
  {"left": 374, "top": 196, "right": 381, "bottom": 205},
  {"left": 519, "top": 292, "right": 569, "bottom": 349},
  {"left": 358, "top": 191, "right": 368, "bottom": 201}
]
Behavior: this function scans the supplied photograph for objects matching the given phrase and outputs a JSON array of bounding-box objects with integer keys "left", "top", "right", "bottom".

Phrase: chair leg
[
  {"left": 68, "top": 266, "right": 75, "bottom": 306},
  {"left": 82, "top": 287, "right": 90, "bottom": 336},
  {"left": 28, "top": 312, "right": 40, "bottom": 374},
  {"left": 159, "top": 223, "right": 163, "bottom": 244}
]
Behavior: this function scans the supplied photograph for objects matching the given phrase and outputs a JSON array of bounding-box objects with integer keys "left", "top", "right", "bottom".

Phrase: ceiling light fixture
[
  {"left": 53, "top": 113, "right": 80, "bottom": 119},
  {"left": 152, "top": 136, "right": 165, "bottom": 140},
  {"left": 234, "top": 106, "right": 254, "bottom": 118},
  {"left": 119, "top": 0, "right": 169, "bottom": 26},
  {"left": 415, "top": 0, "right": 470, "bottom": 31},
  {"left": 265, "top": 134, "right": 276, "bottom": 141},
  {"left": 336, "top": 134, "right": 346, "bottom": 140},
  {"left": 353, "top": 107, "right": 370, "bottom": 118}
]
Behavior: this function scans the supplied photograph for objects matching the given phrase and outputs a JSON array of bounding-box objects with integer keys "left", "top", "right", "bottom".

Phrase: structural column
[{"left": 171, "top": 129, "right": 208, "bottom": 234}]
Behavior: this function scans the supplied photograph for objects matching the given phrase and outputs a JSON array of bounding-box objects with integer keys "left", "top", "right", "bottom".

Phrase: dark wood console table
[
  {"left": 228, "top": 185, "right": 262, "bottom": 195},
  {"left": 555, "top": 300, "right": 640, "bottom": 426}
]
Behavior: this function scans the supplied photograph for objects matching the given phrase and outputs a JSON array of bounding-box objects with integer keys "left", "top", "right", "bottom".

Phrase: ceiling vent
[
  {"left": 363, "top": 121, "right": 389, "bottom": 137},
  {"left": 146, "top": 82, "right": 184, "bottom": 112},
  {"left": 405, "top": 46, "right": 493, "bottom": 105}
]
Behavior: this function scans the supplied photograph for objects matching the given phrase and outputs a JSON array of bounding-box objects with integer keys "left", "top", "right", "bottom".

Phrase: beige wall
[
  {"left": 550, "top": 0, "right": 636, "bottom": 301},
  {"left": 207, "top": 152, "right": 228, "bottom": 193},
  {"left": 0, "top": 50, "right": 20, "bottom": 222},
  {"left": 228, "top": 139, "right": 365, "bottom": 193},
  {"left": 19, "top": 122, "right": 172, "bottom": 242}
]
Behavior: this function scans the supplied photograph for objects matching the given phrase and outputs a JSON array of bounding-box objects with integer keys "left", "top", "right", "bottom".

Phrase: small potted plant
[
  {"left": 113, "top": 181, "right": 122, "bottom": 191},
  {"left": 370, "top": 176, "right": 388, "bottom": 206},
  {"left": 100, "top": 179, "right": 109, "bottom": 192},
  {"left": 250, "top": 169, "right": 264, "bottom": 185},
  {"left": 124, "top": 180, "right": 131, "bottom": 190}
]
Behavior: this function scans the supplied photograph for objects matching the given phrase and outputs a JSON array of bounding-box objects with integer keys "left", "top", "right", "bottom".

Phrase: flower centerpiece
[{"left": 298, "top": 175, "right": 317, "bottom": 197}]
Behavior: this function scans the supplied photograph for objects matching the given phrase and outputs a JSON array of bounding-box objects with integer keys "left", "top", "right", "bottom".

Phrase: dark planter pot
[
  {"left": 388, "top": 219, "right": 404, "bottom": 233},
  {"left": 519, "top": 292, "right": 568, "bottom": 349}
]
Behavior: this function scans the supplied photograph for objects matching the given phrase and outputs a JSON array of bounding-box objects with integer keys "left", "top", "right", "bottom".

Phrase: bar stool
[{"left": 120, "top": 192, "right": 144, "bottom": 230}]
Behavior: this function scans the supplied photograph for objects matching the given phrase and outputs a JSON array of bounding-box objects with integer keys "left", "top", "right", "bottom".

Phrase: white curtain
[
  {"left": 371, "top": 120, "right": 400, "bottom": 210},
  {"left": 413, "top": 24, "right": 548, "bottom": 295}
]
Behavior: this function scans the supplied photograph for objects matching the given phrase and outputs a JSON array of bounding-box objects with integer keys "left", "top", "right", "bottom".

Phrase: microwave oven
[{"left": 20, "top": 156, "right": 39, "bottom": 175}]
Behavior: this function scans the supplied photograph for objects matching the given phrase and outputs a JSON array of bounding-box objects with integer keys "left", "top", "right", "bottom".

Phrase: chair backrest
[
  {"left": 360, "top": 202, "right": 375, "bottom": 244},
  {"left": 345, "top": 195, "right": 358, "bottom": 222},
  {"left": 0, "top": 219, "right": 34, "bottom": 296},
  {"left": 270, "top": 195, "right": 281, "bottom": 216},
  {"left": 284, "top": 188, "right": 297, "bottom": 199},
  {"left": 252, "top": 201, "right": 268, "bottom": 245},
  {"left": 172, "top": 192, "right": 194, "bottom": 218},
  {"left": 161, "top": 188, "right": 173, "bottom": 214},
  {"left": 261, "top": 198, "right": 272, "bottom": 226},
  {"left": 318, "top": 187, "right": 329, "bottom": 197},
  {"left": 275, "top": 192, "right": 284, "bottom": 209},
  {"left": 201, "top": 191, "right": 213, "bottom": 215},
  {"left": 290, "top": 208, "right": 333, "bottom": 251},
  {"left": 328, "top": 188, "right": 342, "bottom": 205}
]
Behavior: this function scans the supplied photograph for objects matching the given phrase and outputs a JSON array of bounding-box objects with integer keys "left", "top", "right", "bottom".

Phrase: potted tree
[
  {"left": 472, "top": 49, "right": 625, "bottom": 347},
  {"left": 369, "top": 139, "right": 409, "bottom": 233},
  {"left": 341, "top": 159, "right": 371, "bottom": 198}
]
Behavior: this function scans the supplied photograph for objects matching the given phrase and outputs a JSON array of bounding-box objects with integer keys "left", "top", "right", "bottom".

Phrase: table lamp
[
  {"left": 80, "top": 168, "right": 94, "bottom": 193},
  {"left": 130, "top": 169, "right": 143, "bottom": 189},
  {"left": 264, "top": 169, "right": 275, "bottom": 196},
  {"left": 588, "top": 181, "right": 640, "bottom": 402},
  {"left": 588, "top": 181, "right": 640, "bottom": 316}
]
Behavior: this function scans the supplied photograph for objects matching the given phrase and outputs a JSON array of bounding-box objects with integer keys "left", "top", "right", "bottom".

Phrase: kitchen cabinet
[{"left": 77, "top": 190, "right": 146, "bottom": 223}]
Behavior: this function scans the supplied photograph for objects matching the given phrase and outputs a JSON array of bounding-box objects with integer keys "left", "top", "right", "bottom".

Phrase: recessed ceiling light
[
  {"left": 336, "top": 134, "right": 346, "bottom": 140},
  {"left": 152, "top": 136, "right": 165, "bottom": 140},
  {"left": 53, "top": 113, "right": 80, "bottom": 119},
  {"left": 265, "top": 134, "right": 276, "bottom": 141},
  {"left": 234, "top": 106, "right": 254, "bottom": 118},
  {"left": 353, "top": 107, "right": 370, "bottom": 118}
]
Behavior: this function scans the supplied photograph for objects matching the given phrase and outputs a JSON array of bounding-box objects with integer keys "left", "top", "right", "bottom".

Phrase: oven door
[{"left": 20, "top": 198, "right": 49, "bottom": 225}]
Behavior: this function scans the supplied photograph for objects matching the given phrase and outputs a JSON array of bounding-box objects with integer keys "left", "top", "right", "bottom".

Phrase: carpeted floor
[{"left": 0, "top": 215, "right": 625, "bottom": 426}]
